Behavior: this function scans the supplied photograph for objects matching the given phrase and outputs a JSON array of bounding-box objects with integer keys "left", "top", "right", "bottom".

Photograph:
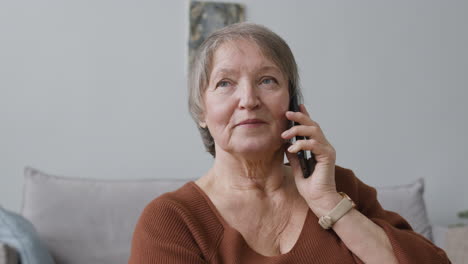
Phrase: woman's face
[{"left": 202, "top": 39, "right": 290, "bottom": 156}]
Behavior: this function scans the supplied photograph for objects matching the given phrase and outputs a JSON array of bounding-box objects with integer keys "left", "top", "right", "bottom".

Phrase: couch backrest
[
  {"left": 21, "top": 167, "right": 433, "bottom": 264},
  {"left": 21, "top": 167, "right": 190, "bottom": 264}
]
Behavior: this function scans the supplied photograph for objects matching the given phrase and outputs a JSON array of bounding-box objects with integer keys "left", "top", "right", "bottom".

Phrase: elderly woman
[{"left": 129, "top": 23, "right": 450, "bottom": 263}]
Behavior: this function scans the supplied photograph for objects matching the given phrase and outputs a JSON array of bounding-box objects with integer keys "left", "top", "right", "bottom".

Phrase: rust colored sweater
[{"left": 129, "top": 165, "right": 451, "bottom": 263}]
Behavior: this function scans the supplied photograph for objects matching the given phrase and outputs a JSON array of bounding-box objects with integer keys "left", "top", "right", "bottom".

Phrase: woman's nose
[{"left": 238, "top": 82, "right": 260, "bottom": 110}]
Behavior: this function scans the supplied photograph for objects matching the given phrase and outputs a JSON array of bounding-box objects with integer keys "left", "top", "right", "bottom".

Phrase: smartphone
[{"left": 289, "top": 95, "right": 316, "bottom": 178}]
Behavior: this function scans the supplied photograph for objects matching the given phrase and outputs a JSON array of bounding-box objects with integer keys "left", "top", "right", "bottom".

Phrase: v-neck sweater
[{"left": 129, "top": 165, "right": 450, "bottom": 264}]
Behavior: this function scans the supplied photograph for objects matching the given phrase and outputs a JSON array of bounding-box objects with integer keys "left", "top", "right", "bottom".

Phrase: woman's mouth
[{"left": 236, "top": 119, "right": 266, "bottom": 127}]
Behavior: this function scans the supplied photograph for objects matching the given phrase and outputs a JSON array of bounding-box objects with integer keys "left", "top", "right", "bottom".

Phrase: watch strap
[{"left": 318, "top": 192, "right": 356, "bottom": 229}]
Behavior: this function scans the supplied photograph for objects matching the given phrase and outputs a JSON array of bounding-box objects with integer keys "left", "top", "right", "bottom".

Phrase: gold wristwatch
[{"left": 318, "top": 192, "right": 356, "bottom": 229}]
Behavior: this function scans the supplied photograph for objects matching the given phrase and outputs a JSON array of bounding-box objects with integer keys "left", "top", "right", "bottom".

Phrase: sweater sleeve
[
  {"left": 351, "top": 173, "right": 451, "bottom": 264},
  {"left": 128, "top": 198, "right": 208, "bottom": 264}
]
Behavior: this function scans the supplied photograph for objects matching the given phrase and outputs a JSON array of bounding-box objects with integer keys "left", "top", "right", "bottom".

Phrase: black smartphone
[{"left": 289, "top": 95, "right": 316, "bottom": 178}]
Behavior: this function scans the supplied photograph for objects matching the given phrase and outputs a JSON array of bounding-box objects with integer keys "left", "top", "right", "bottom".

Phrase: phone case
[{"left": 289, "top": 95, "right": 316, "bottom": 178}]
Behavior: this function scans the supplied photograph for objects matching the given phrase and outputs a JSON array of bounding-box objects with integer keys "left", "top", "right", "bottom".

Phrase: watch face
[{"left": 339, "top": 192, "right": 356, "bottom": 208}]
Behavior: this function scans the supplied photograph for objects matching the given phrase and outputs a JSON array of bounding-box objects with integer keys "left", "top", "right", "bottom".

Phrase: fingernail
[{"left": 288, "top": 145, "right": 295, "bottom": 152}]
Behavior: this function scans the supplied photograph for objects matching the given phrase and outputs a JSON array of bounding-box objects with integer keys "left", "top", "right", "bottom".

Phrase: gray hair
[{"left": 188, "top": 22, "right": 303, "bottom": 157}]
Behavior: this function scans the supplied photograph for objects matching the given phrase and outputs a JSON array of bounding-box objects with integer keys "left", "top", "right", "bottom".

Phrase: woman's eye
[
  {"left": 217, "top": 80, "right": 231, "bottom": 88},
  {"left": 260, "top": 78, "right": 277, "bottom": 85}
]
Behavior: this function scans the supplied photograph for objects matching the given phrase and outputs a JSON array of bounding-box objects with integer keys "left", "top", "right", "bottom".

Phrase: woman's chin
[{"left": 232, "top": 140, "right": 283, "bottom": 155}]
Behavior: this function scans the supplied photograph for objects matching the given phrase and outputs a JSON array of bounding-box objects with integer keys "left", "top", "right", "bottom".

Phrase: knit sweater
[{"left": 129, "top": 165, "right": 451, "bottom": 263}]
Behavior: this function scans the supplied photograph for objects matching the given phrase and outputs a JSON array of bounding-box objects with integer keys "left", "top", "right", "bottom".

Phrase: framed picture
[{"left": 189, "top": 1, "right": 245, "bottom": 65}]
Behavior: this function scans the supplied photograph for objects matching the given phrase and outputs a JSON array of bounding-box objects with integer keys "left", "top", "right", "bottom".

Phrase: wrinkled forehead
[{"left": 209, "top": 38, "right": 285, "bottom": 78}]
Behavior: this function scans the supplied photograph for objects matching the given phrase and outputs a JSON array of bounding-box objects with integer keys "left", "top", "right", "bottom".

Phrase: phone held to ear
[{"left": 289, "top": 95, "right": 317, "bottom": 178}]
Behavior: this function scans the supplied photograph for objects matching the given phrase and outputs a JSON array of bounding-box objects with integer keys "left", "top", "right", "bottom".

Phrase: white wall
[{"left": 1, "top": 0, "right": 467, "bottom": 226}]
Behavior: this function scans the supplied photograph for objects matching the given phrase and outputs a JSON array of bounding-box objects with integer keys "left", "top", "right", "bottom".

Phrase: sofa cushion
[
  {"left": 375, "top": 178, "right": 433, "bottom": 241},
  {"left": 443, "top": 225, "right": 468, "bottom": 264},
  {"left": 0, "top": 206, "right": 54, "bottom": 264},
  {"left": 21, "top": 167, "right": 189, "bottom": 264}
]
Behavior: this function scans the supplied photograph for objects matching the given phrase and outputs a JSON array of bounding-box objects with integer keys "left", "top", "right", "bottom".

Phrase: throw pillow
[
  {"left": 375, "top": 178, "right": 433, "bottom": 241},
  {"left": 0, "top": 206, "right": 55, "bottom": 264}
]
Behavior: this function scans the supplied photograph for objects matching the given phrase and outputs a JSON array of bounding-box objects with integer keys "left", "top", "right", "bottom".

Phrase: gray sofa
[{"left": 0, "top": 167, "right": 452, "bottom": 264}]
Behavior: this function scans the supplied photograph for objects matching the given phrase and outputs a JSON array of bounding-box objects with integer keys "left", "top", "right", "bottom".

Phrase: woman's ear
[{"left": 198, "top": 110, "right": 207, "bottom": 128}]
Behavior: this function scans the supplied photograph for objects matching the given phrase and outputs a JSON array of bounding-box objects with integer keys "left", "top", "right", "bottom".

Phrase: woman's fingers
[
  {"left": 281, "top": 124, "right": 325, "bottom": 142},
  {"left": 284, "top": 149, "right": 303, "bottom": 178},
  {"left": 287, "top": 139, "right": 337, "bottom": 165},
  {"left": 287, "top": 139, "right": 323, "bottom": 153},
  {"left": 285, "top": 111, "right": 317, "bottom": 127},
  {"left": 283, "top": 103, "right": 332, "bottom": 155}
]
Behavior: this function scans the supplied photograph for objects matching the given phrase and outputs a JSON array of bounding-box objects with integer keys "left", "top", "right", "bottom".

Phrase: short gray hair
[{"left": 188, "top": 22, "right": 303, "bottom": 157}]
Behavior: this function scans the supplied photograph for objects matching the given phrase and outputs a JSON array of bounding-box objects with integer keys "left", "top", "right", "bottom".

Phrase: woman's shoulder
[
  {"left": 147, "top": 181, "right": 198, "bottom": 206},
  {"left": 136, "top": 180, "right": 224, "bottom": 238},
  {"left": 131, "top": 181, "right": 224, "bottom": 262},
  {"left": 334, "top": 164, "right": 374, "bottom": 190},
  {"left": 334, "top": 164, "right": 381, "bottom": 211},
  {"left": 334, "top": 164, "right": 359, "bottom": 187},
  {"left": 334, "top": 164, "right": 355, "bottom": 177},
  {"left": 140, "top": 181, "right": 209, "bottom": 221}
]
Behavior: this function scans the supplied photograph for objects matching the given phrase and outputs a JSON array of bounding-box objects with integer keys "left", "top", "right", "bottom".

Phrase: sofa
[{"left": 0, "top": 166, "right": 462, "bottom": 264}]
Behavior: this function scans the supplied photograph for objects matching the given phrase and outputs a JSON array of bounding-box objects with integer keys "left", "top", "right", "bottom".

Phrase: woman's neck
[{"left": 208, "top": 145, "right": 294, "bottom": 199}]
